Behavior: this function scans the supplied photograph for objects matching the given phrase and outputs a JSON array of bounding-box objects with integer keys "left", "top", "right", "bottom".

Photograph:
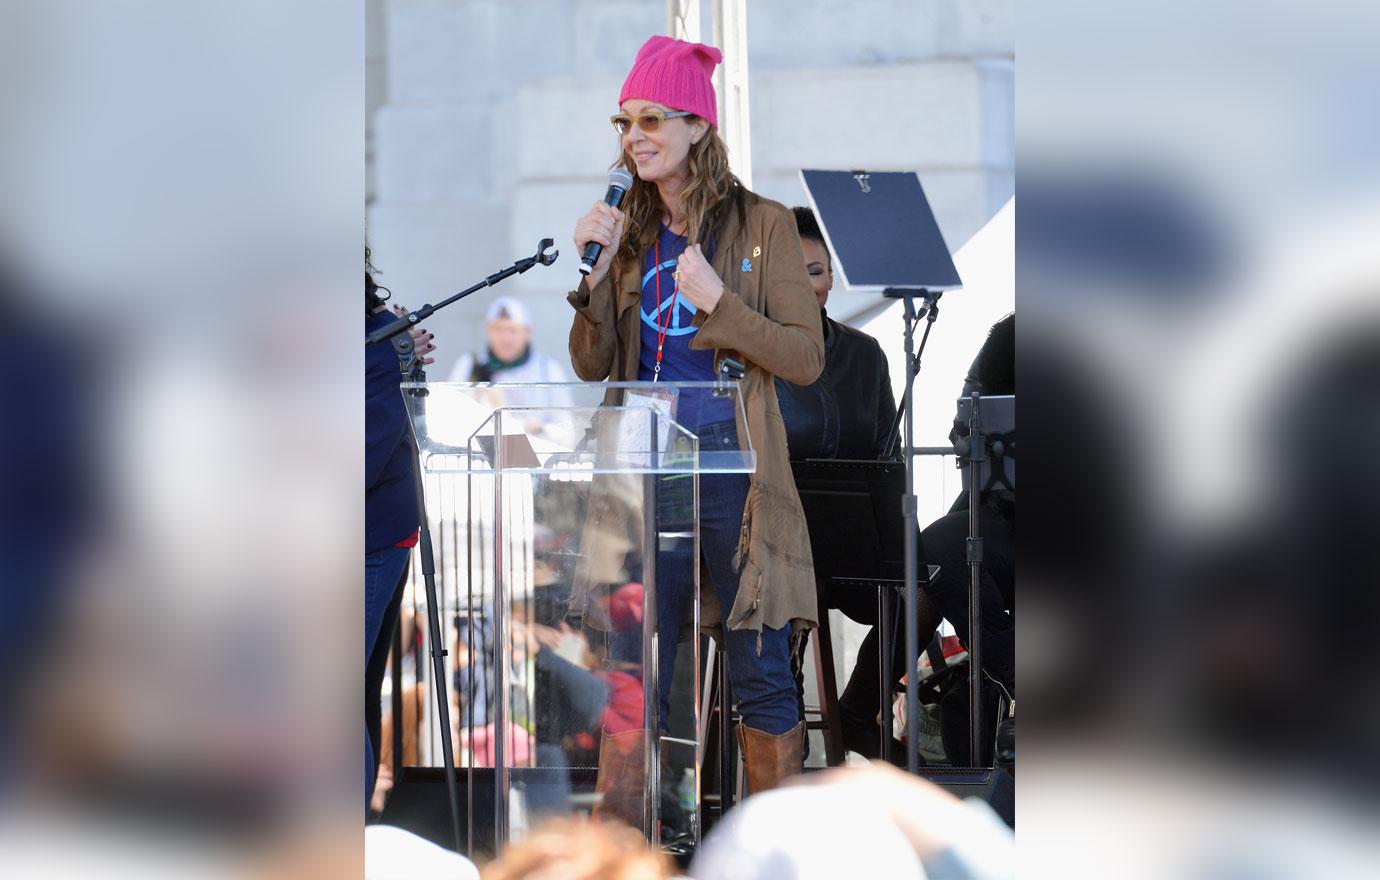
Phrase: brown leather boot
[
  {"left": 736, "top": 721, "right": 805, "bottom": 796},
  {"left": 591, "top": 728, "right": 648, "bottom": 828}
]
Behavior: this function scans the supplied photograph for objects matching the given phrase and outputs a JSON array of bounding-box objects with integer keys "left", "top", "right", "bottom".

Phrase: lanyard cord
[{"left": 651, "top": 237, "right": 681, "bottom": 381}]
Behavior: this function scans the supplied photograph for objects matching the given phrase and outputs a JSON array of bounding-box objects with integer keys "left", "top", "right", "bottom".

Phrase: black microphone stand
[
  {"left": 368, "top": 239, "right": 558, "bottom": 855},
  {"left": 367, "top": 238, "right": 559, "bottom": 345},
  {"left": 881, "top": 288, "right": 941, "bottom": 775}
]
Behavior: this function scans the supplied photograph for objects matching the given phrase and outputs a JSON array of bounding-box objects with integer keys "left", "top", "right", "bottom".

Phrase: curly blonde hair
[{"left": 614, "top": 122, "right": 748, "bottom": 269}]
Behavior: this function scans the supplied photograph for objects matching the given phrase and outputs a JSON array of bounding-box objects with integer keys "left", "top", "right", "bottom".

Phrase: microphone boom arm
[{"left": 366, "top": 238, "right": 559, "bottom": 345}]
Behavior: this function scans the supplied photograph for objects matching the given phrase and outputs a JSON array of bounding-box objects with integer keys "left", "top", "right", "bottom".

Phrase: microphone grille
[{"left": 608, "top": 167, "right": 634, "bottom": 190}]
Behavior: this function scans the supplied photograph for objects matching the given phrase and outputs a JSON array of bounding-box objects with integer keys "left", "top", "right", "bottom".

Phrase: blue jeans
[
  {"left": 654, "top": 421, "right": 799, "bottom": 735},
  {"left": 365, "top": 544, "right": 411, "bottom": 810}
]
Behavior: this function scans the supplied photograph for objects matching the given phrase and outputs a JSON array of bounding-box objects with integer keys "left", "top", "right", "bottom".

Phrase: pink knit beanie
[{"left": 618, "top": 35, "right": 722, "bottom": 129}]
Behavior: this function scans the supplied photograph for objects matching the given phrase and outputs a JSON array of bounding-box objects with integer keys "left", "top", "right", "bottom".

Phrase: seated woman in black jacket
[{"left": 774, "top": 207, "right": 898, "bottom": 461}]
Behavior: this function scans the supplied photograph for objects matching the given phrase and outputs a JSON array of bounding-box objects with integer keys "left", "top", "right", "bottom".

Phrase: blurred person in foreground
[
  {"left": 481, "top": 816, "right": 673, "bottom": 880},
  {"left": 568, "top": 34, "right": 824, "bottom": 817},
  {"left": 366, "top": 824, "right": 481, "bottom": 880},
  {"left": 839, "top": 314, "right": 1016, "bottom": 766},
  {"left": 1169, "top": 319, "right": 1380, "bottom": 778},
  {"left": 0, "top": 260, "right": 99, "bottom": 796},
  {"left": 691, "top": 763, "right": 1013, "bottom": 879},
  {"left": 365, "top": 247, "right": 435, "bottom": 812}
]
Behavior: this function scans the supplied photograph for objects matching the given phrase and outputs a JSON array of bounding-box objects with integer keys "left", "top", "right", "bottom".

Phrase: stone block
[
  {"left": 367, "top": 201, "right": 509, "bottom": 299},
  {"left": 978, "top": 59, "right": 1015, "bottom": 169},
  {"left": 386, "top": 1, "right": 467, "bottom": 103},
  {"left": 502, "top": 176, "right": 619, "bottom": 361},
  {"left": 746, "top": 171, "right": 810, "bottom": 214},
  {"left": 746, "top": 0, "right": 942, "bottom": 67},
  {"left": 507, "top": 178, "right": 604, "bottom": 284},
  {"left": 570, "top": 0, "right": 664, "bottom": 75},
  {"left": 936, "top": 0, "right": 1015, "bottom": 56},
  {"left": 374, "top": 103, "right": 492, "bottom": 201},
  {"left": 367, "top": 200, "right": 520, "bottom": 359},
  {"left": 496, "top": 75, "right": 625, "bottom": 189},
  {"left": 742, "top": 0, "right": 1014, "bottom": 66},
  {"left": 751, "top": 63, "right": 986, "bottom": 172},
  {"left": 367, "top": 57, "right": 388, "bottom": 124},
  {"left": 388, "top": 0, "right": 574, "bottom": 105},
  {"left": 366, "top": 0, "right": 388, "bottom": 62}
]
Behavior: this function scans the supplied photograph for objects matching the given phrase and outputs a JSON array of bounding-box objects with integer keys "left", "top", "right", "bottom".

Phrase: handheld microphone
[{"left": 579, "top": 167, "right": 635, "bottom": 275}]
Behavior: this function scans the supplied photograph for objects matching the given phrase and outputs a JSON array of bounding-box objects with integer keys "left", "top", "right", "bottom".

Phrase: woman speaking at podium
[{"left": 568, "top": 35, "right": 824, "bottom": 798}]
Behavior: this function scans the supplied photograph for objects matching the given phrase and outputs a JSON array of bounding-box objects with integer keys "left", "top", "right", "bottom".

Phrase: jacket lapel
[
  {"left": 615, "top": 260, "right": 641, "bottom": 319},
  {"left": 614, "top": 262, "right": 641, "bottom": 380}
]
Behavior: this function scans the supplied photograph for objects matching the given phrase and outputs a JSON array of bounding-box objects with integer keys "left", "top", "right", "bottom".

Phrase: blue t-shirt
[{"left": 637, "top": 225, "right": 731, "bottom": 429}]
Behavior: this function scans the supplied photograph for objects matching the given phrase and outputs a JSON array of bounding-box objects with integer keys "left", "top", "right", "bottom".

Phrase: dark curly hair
[
  {"left": 365, "top": 245, "right": 391, "bottom": 314},
  {"left": 790, "top": 206, "right": 825, "bottom": 246},
  {"left": 969, "top": 312, "right": 1015, "bottom": 395}
]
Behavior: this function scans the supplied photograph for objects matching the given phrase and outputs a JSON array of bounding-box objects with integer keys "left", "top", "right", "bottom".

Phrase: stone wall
[{"left": 367, "top": 0, "right": 1013, "bottom": 372}]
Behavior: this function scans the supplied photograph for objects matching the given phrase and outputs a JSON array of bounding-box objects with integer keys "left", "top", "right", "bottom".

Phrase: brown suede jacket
[{"left": 566, "top": 189, "right": 825, "bottom": 638}]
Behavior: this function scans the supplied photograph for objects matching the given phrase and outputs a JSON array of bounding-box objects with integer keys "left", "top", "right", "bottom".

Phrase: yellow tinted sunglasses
[{"left": 610, "top": 109, "right": 694, "bottom": 135}]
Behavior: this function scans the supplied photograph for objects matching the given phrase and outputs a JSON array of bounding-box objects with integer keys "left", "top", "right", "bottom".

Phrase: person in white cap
[{"left": 448, "top": 295, "right": 571, "bottom": 386}]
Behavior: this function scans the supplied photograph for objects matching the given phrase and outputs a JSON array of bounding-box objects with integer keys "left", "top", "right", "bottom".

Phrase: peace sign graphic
[{"left": 639, "top": 257, "right": 699, "bottom": 336}]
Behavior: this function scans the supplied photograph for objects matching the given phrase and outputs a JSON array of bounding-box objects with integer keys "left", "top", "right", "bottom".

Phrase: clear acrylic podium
[{"left": 404, "top": 381, "right": 754, "bottom": 859}]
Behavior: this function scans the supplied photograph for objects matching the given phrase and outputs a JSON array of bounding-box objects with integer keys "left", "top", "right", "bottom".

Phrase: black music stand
[
  {"left": 791, "top": 459, "right": 938, "bottom": 765},
  {"left": 800, "top": 170, "right": 963, "bottom": 773}
]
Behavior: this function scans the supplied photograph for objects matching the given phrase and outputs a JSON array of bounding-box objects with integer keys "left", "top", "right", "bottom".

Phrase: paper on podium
[{"left": 617, "top": 389, "right": 675, "bottom": 469}]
